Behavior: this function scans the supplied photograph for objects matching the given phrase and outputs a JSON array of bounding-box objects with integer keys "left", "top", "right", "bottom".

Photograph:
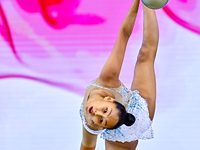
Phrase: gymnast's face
[{"left": 85, "top": 97, "right": 119, "bottom": 129}]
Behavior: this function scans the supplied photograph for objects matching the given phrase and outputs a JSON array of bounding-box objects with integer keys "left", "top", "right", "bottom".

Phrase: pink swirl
[
  {"left": 163, "top": 0, "right": 200, "bottom": 34},
  {"left": 0, "top": 4, "right": 23, "bottom": 64},
  {"left": 16, "top": 0, "right": 105, "bottom": 29}
]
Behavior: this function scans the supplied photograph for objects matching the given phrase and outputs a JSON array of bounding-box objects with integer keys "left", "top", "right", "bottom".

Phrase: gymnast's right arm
[{"left": 80, "top": 126, "right": 98, "bottom": 150}]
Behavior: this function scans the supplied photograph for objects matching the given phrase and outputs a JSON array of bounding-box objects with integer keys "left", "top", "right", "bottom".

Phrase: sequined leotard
[{"left": 80, "top": 80, "right": 153, "bottom": 143}]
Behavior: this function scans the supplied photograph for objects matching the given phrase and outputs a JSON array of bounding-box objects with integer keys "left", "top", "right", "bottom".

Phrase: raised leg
[{"left": 131, "top": 4, "right": 159, "bottom": 120}]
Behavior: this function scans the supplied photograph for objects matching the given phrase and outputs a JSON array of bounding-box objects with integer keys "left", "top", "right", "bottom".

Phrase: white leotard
[{"left": 79, "top": 80, "right": 154, "bottom": 142}]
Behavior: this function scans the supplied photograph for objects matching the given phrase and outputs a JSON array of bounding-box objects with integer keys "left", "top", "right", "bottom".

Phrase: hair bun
[{"left": 124, "top": 113, "right": 135, "bottom": 126}]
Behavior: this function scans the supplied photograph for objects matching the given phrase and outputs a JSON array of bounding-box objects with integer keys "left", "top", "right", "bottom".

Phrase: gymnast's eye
[
  {"left": 104, "top": 108, "right": 107, "bottom": 113},
  {"left": 100, "top": 118, "right": 103, "bottom": 123}
]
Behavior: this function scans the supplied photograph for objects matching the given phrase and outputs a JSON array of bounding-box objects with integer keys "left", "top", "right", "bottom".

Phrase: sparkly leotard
[{"left": 79, "top": 80, "right": 154, "bottom": 143}]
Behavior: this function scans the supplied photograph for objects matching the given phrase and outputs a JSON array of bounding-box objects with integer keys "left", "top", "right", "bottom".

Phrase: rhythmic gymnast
[{"left": 80, "top": 0, "right": 159, "bottom": 149}]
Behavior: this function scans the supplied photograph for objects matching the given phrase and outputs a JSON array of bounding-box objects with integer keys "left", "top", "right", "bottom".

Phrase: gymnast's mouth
[{"left": 89, "top": 107, "right": 93, "bottom": 114}]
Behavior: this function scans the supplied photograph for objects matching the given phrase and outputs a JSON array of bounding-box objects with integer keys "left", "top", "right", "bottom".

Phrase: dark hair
[{"left": 108, "top": 101, "right": 135, "bottom": 130}]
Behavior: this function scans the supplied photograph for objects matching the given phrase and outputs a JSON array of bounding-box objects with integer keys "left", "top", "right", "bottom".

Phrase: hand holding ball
[{"left": 142, "top": 0, "right": 169, "bottom": 9}]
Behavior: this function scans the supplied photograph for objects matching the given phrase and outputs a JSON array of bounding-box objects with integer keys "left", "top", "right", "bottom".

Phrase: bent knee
[{"left": 137, "top": 46, "right": 156, "bottom": 63}]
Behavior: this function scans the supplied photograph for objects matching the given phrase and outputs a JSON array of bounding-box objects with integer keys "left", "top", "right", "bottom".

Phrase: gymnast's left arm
[
  {"left": 80, "top": 126, "right": 97, "bottom": 150},
  {"left": 96, "top": 0, "right": 140, "bottom": 88}
]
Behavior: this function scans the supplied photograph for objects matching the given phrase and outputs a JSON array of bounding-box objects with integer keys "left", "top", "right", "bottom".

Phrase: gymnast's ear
[{"left": 103, "top": 96, "right": 115, "bottom": 102}]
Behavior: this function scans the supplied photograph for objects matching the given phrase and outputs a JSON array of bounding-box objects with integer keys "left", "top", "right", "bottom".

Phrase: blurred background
[{"left": 0, "top": 0, "right": 200, "bottom": 149}]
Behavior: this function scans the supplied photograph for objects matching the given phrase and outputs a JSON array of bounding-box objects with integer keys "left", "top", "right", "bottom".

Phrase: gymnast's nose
[{"left": 94, "top": 110, "right": 105, "bottom": 117}]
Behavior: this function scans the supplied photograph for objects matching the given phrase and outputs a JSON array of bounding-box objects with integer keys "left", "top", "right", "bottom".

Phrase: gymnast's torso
[{"left": 80, "top": 80, "right": 154, "bottom": 143}]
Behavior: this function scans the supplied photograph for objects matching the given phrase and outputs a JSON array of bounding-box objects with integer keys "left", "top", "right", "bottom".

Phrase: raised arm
[
  {"left": 80, "top": 126, "right": 98, "bottom": 150},
  {"left": 97, "top": 0, "right": 140, "bottom": 87}
]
